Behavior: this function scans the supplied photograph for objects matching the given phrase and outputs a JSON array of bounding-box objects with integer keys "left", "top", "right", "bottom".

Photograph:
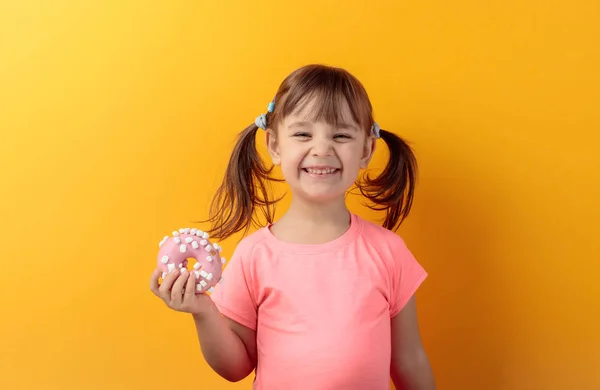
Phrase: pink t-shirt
[{"left": 210, "top": 213, "right": 427, "bottom": 389}]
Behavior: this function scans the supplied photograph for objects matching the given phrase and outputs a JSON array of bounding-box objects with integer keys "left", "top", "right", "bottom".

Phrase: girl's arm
[
  {"left": 193, "top": 302, "right": 257, "bottom": 382},
  {"left": 390, "top": 295, "right": 437, "bottom": 390}
]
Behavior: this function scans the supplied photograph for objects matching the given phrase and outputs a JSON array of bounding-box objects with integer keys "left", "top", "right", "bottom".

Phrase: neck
[{"left": 283, "top": 195, "right": 350, "bottom": 228}]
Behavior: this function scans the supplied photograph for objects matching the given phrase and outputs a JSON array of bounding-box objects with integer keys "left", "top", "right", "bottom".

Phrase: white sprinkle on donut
[
  {"left": 191, "top": 241, "right": 199, "bottom": 249},
  {"left": 180, "top": 244, "right": 187, "bottom": 253},
  {"left": 191, "top": 228, "right": 197, "bottom": 235},
  {"left": 168, "top": 263, "right": 175, "bottom": 272},
  {"left": 185, "top": 237, "right": 193, "bottom": 243},
  {"left": 159, "top": 236, "right": 168, "bottom": 247},
  {"left": 200, "top": 239, "right": 207, "bottom": 246},
  {"left": 199, "top": 270, "right": 208, "bottom": 278},
  {"left": 206, "top": 273, "right": 213, "bottom": 281},
  {"left": 200, "top": 280, "right": 207, "bottom": 287},
  {"left": 208, "top": 287, "right": 214, "bottom": 293},
  {"left": 172, "top": 231, "right": 179, "bottom": 236},
  {"left": 196, "top": 284, "right": 203, "bottom": 292},
  {"left": 206, "top": 256, "right": 212, "bottom": 262},
  {"left": 202, "top": 232, "right": 209, "bottom": 239},
  {"left": 174, "top": 237, "right": 181, "bottom": 244},
  {"left": 195, "top": 230, "right": 203, "bottom": 237},
  {"left": 184, "top": 228, "right": 190, "bottom": 234},
  {"left": 160, "top": 255, "right": 169, "bottom": 264},
  {"left": 193, "top": 262, "right": 201, "bottom": 270},
  {"left": 205, "top": 244, "right": 213, "bottom": 252}
]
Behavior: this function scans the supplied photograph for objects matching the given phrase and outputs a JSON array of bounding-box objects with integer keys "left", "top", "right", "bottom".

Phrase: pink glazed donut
[{"left": 157, "top": 227, "right": 226, "bottom": 294}]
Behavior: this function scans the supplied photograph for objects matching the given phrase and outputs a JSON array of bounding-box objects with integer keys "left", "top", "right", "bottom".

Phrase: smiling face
[{"left": 266, "top": 98, "right": 376, "bottom": 203}]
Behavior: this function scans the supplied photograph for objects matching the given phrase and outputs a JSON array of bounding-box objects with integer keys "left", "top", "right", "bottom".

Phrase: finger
[
  {"left": 171, "top": 268, "right": 189, "bottom": 303},
  {"left": 184, "top": 270, "right": 196, "bottom": 301},
  {"left": 159, "top": 268, "right": 180, "bottom": 301},
  {"left": 149, "top": 268, "right": 162, "bottom": 296}
]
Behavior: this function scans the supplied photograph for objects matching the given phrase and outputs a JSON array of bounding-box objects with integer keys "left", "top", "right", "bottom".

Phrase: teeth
[{"left": 305, "top": 168, "right": 337, "bottom": 174}]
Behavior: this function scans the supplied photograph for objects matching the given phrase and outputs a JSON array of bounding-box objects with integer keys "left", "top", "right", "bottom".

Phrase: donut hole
[{"left": 184, "top": 257, "right": 197, "bottom": 271}]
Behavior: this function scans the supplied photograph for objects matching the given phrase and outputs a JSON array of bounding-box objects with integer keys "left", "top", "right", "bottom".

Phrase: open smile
[{"left": 301, "top": 167, "right": 341, "bottom": 176}]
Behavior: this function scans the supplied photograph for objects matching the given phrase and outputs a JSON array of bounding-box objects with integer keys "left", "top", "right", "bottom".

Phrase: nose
[{"left": 310, "top": 135, "right": 333, "bottom": 157}]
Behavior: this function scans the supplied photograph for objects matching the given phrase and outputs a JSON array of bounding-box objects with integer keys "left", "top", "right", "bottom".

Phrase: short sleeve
[
  {"left": 210, "top": 243, "right": 258, "bottom": 330},
  {"left": 389, "top": 238, "right": 428, "bottom": 317}
]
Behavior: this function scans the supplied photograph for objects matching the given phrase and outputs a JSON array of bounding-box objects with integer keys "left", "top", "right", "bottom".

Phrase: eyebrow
[
  {"left": 287, "top": 121, "right": 359, "bottom": 131},
  {"left": 287, "top": 121, "right": 312, "bottom": 129},
  {"left": 336, "top": 122, "right": 359, "bottom": 131}
]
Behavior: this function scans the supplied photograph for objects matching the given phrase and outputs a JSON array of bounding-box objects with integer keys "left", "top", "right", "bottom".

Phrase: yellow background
[{"left": 1, "top": 1, "right": 598, "bottom": 389}]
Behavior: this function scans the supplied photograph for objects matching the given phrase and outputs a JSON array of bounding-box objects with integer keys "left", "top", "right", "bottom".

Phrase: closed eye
[
  {"left": 293, "top": 132, "right": 311, "bottom": 138},
  {"left": 334, "top": 133, "right": 353, "bottom": 140}
]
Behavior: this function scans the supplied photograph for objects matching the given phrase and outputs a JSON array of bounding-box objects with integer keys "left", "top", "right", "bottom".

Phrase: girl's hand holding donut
[
  {"left": 150, "top": 227, "right": 226, "bottom": 317},
  {"left": 150, "top": 268, "right": 215, "bottom": 317}
]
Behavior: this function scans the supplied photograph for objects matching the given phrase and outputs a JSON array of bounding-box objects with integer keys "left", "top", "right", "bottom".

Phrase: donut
[{"left": 156, "top": 227, "right": 226, "bottom": 293}]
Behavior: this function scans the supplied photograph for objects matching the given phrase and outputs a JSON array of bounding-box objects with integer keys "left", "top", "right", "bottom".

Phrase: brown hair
[{"left": 204, "top": 64, "right": 417, "bottom": 240}]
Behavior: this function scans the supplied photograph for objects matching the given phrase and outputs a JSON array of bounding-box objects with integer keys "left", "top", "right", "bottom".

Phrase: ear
[
  {"left": 265, "top": 128, "right": 281, "bottom": 166},
  {"left": 359, "top": 136, "right": 376, "bottom": 169}
]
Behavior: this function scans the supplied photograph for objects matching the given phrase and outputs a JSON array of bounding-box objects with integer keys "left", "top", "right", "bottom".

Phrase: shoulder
[
  {"left": 353, "top": 214, "right": 422, "bottom": 278},
  {"left": 225, "top": 226, "right": 273, "bottom": 269},
  {"left": 355, "top": 214, "right": 411, "bottom": 256},
  {"left": 231, "top": 228, "right": 270, "bottom": 255}
]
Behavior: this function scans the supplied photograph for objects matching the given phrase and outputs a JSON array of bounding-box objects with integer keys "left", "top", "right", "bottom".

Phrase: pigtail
[
  {"left": 203, "top": 123, "right": 281, "bottom": 241},
  {"left": 359, "top": 128, "right": 418, "bottom": 232}
]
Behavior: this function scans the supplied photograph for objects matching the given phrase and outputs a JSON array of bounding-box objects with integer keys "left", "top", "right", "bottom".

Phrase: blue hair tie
[
  {"left": 255, "top": 100, "right": 275, "bottom": 130},
  {"left": 255, "top": 113, "right": 267, "bottom": 130},
  {"left": 372, "top": 122, "right": 381, "bottom": 139}
]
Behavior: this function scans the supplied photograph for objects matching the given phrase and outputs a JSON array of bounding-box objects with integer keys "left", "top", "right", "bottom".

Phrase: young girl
[{"left": 150, "top": 64, "right": 437, "bottom": 389}]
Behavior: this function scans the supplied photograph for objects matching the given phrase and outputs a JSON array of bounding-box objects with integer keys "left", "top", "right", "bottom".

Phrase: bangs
[{"left": 271, "top": 65, "right": 373, "bottom": 132}]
